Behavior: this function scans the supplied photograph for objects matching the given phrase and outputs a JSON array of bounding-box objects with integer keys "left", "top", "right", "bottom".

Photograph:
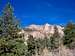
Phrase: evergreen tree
[
  {"left": 27, "top": 35, "right": 35, "bottom": 56},
  {"left": 35, "top": 38, "right": 45, "bottom": 55},
  {"left": 0, "top": 17, "right": 2, "bottom": 35},
  {"left": 0, "top": 3, "right": 27, "bottom": 56},
  {"left": 63, "top": 21, "right": 75, "bottom": 48},
  {"left": 50, "top": 26, "right": 60, "bottom": 50}
]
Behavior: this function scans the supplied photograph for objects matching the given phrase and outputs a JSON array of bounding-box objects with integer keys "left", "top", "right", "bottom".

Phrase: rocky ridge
[{"left": 19, "top": 23, "right": 64, "bottom": 39}]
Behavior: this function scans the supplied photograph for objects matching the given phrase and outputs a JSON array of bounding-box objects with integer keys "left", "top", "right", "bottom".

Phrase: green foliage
[
  {"left": 27, "top": 35, "right": 35, "bottom": 56},
  {"left": 63, "top": 21, "right": 75, "bottom": 48},
  {"left": 35, "top": 38, "right": 46, "bottom": 54},
  {"left": 0, "top": 3, "right": 27, "bottom": 56},
  {"left": 27, "top": 35, "right": 48, "bottom": 55},
  {"left": 0, "top": 17, "right": 2, "bottom": 35},
  {"left": 50, "top": 26, "right": 60, "bottom": 50}
]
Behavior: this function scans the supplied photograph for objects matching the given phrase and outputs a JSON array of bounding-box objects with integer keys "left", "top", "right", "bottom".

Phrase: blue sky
[{"left": 0, "top": 0, "right": 75, "bottom": 27}]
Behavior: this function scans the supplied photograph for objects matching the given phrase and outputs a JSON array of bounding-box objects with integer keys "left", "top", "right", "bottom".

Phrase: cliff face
[
  {"left": 18, "top": 24, "right": 75, "bottom": 56},
  {"left": 19, "top": 23, "right": 64, "bottom": 39}
]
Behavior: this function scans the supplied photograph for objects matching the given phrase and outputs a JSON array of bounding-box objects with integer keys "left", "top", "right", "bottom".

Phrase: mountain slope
[{"left": 19, "top": 23, "right": 64, "bottom": 39}]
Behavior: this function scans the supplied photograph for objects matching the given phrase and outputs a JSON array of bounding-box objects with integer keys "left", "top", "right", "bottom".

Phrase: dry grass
[{"left": 33, "top": 45, "right": 74, "bottom": 56}]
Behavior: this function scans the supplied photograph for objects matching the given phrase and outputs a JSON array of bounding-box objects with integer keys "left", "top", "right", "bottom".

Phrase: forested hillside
[{"left": 0, "top": 3, "right": 75, "bottom": 56}]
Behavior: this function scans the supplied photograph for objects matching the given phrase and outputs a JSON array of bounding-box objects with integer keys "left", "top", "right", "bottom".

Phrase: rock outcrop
[{"left": 19, "top": 23, "right": 64, "bottom": 39}]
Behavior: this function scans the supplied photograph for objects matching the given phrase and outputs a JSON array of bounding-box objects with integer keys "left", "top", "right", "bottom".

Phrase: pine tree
[
  {"left": 35, "top": 38, "right": 45, "bottom": 55},
  {"left": 0, "top": 3, "right": 27, "bottom": 56},
  {"left": 0, "top": 17, "right": 2, "bottom": 35},
  {"left": 63, "top": 21, "right": 75, "bottom": 49},
  {"left": 50, "top": 26, "right": 60, "bottom": 50},
  {"left": 27, "top": 35, "right": 35, "bottom": 56}
]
